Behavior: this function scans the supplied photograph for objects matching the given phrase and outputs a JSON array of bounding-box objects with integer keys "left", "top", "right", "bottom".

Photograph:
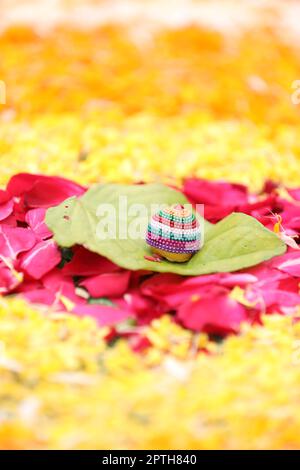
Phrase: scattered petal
[
  {"left": 20, "top": 240, "right": 61, "bottom": 279},
  {"left": 25, "top": 208, "right": 52, "bottom": 240},
  {"left": 177, "top": 288, "right": 247, "bottom": 334},
  {"left": 72, "top": 303, "right": 130, "bottom": 327},
  {"left": 62, "top": 246, "right": 119, "bottom": 276},
  {"left": 7, "top": 173, "right": 86, "bottom": 208},
  {"left": 80, "top": 270, "right": 131, "bottom": 298},
  {"left": 0, "top": 226, "right": 36, "bottom": 260}
]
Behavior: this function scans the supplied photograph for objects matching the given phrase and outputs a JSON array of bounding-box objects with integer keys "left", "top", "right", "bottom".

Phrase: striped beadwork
[{"left": 146, "top": 205, "right": 201, "bottom": 254}]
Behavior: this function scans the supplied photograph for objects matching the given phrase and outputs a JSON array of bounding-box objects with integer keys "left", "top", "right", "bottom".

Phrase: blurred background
[
  {"left": 0, "top": 0, "right": 299, "bottom": 32},
  {"left": 0, "top": 0, "right": 300, "bottom": 190}
]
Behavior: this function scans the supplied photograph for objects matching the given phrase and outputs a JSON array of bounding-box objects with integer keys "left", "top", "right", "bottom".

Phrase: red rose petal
[
  {"left": 72, "top": 304, "right": 131, "bottom": 327},
  {"left": 7, "top": 173, "right": 86, "bottom": 208},
  {"left": 272, "top": 251, "right": 300, "bottom": 277},
  {"left": 177, "top": 288, "right": 247, "bottom": 334},
  {"left": 0, "top": 260, "right": 22, "bottom": 294},
  {"left": 184, "top": 178, "right": 249, "bottom": 222},
  {"left": 25, "top": 208, "right": 52, "bottom": 240},
  {"left": 0, "top": 190, "right": 10, "bottom": 205},
  {"left": 62, "top": 246, "right": 119, "bottom": 276},
  {"left": 0, "top": 199, "right": 14, "bottom": 222},
  {"left": 20, "top": 240, "right": 61, "bottom": 279},
  {"left": 0, "top": 226, "right": 36, "bottom": 260},
  {"left": 80, "top": 270, "right": 131, "bottom": 298}
]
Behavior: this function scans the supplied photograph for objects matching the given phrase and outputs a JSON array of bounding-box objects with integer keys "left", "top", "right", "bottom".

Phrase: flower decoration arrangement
[{"left": 46, "top": 183, "right": 286, "bottom": 275}]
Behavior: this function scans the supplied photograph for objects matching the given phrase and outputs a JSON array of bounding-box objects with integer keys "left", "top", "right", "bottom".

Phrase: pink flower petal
[
  {"left": 80, "top": 270, "right": 130, "bottom": 298},
  {"left": 0, "top": 199, "right": 14, "bottom": 222},
  {"left": 125, "top": 288, "right": 163, "bottom": 324},
  {"left": 279, "top": 200, "right": 300, "bottom": 231},
  {"left": 141, "top": 273, "right": 186, "bottom": 309},
  {"left": 23, "top": 289, "right": 56, "bottom": 306},
  {"left": 25, "top": 208, "right": 52, "bottom": 240},
  {"left": 130, "top": 335, "right": 152, "bottom": 352},
  {"left": 248, "top": 286, "right": 300, "bottom": 310},
  {"left": 141, "top": 272, "right": 256, "bottom": 311},
  {"left": 42, "top": 269, "right": 86, "bottom": 306},
  {"left": 184, "top": 178, "right": 248, "bottom": 222},
  {"left": 238, "top": 195, "right": 278, "bottom": 224},
  {"left": 0, "top": 190, "right": 10, "bottom": 204},
  {"left": 23, "top": 269, "right": 85, "bottom": 309},
  {"left": 272, "top": 251, "right": 300, "bottom": 277},
  {"left": 20, "top": 240, "right": 61, "bottom": 279},
  {"left": 220, "top": 273, "right": 257, "bottom": 287},
  {"left": 243, "top": 260, "right": 287, "bottom": 285},
  {"left": 0, "top": 214, "right": 17, "bottom": 227},
  {"left": 42, "top": 268, "right": 74, "bottom": 291},
  {"left": 7, "top": 173, "right": 86, "bottom": 208},
  {"left": 278, "top": 232, "right": 300, "bottom": 250},
  {"left": 0, "top": 260, "right": 22, "bottom": 294},
  {"left": 72, "top": 304, "right": 130, "bottom": 327},
  {"left": 16, "top": 279, "right": 42, "bottom": 293},
  {"left": 12, "top": 198, "right": 27, "bottom": 223},
  {"left": 177, "top": 288, "right": 247, "bottom": 334},
  {"left": 278, "top": 277, "right": 300, "bottom": 293},
  {"left": 287, "top": 188, "right": 300, "bottom": 201},
  {"left": 262, "top": 180, "right": 279, "bottom": 194},
  {"left": 184, "top": 178, "right": 248, "bottom": 206},
  {"left": 62, "top": 246, "right": 119, "bottom": 276},
  {"left": 7, "top": 173, "right": 44, "bottom": 197},
  {"left": 0, "top": 226, "right": 36, "bottom": 260},
  {"left": 24, "top": 180, "right": 85, "bottom": 208}
]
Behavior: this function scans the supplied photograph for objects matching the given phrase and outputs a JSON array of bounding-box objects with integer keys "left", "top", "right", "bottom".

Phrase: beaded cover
[{"left": 146, "top": 205, "right": 201, "bottom": 254}]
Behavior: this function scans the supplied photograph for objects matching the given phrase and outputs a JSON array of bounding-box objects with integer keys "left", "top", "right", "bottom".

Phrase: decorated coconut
[{"left": 146, "top": 204, "right": 201, "bottom": 262}]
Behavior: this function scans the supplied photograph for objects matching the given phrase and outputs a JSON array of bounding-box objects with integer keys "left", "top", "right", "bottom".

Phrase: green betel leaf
[{"left": 46, "top": 183, "right": 286, "bottom": 276}]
